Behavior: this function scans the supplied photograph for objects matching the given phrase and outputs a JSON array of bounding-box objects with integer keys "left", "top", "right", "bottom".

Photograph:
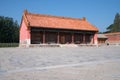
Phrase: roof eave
[{"left": 30, "top": 25, "right": 98, "bottom": 32}]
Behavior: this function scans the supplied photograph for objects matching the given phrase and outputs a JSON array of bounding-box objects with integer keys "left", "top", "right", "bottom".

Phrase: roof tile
[{"left": 23, "top": 10, "right": 98, "bottom": 31}]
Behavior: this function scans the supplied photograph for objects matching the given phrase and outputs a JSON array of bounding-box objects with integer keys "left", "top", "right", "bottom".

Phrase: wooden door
[{"left": 60, "top": 35, "right": 65, "bottom": 44}]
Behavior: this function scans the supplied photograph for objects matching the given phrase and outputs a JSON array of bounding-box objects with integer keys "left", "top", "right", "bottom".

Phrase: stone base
[{"left": 19, "top": 44, "right": 97, "bottom": 48}]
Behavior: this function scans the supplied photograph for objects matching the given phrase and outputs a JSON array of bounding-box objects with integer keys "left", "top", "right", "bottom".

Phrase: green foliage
[
  {"left": 106, "top": 13, "right": 120, "bottom": 33},
  {"left": 0, "top": 16, "right": 19, "bottom": 43},
  {"left": 98, "top": 32, "right": 103, "bottom": 34}
]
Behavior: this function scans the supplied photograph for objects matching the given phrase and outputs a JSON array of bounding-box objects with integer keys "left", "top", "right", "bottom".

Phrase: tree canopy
[
  {"left": 0, "top": 16, "right": 19, "bottom": 43},
  {"left": 106, "top": 13, "right": 120, "bottom": 33}
]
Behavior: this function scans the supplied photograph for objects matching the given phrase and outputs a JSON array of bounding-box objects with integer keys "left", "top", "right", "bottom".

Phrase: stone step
[{"left": 60, "top": 44, "right": 78, "bottom": 47}]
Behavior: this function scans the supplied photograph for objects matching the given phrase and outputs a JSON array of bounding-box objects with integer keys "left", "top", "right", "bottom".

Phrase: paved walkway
[
  {"left": 0, "top": 45, "right": 120, "bottom": 80},
  {"left": 1, "top": 58, "right": 120, "bottom": 75}
]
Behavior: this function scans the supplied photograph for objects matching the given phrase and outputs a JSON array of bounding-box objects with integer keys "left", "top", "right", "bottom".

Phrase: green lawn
[{"left": 0, "top": 43, "right": 19, "bottom": 47}]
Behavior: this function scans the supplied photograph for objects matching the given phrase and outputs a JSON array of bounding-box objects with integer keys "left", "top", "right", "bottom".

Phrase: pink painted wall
[{"left": 20, "top": 20, "right": 30, "bottom": 44}]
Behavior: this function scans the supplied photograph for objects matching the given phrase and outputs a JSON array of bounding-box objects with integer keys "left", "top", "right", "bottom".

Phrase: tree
[
  {"left": 0, "top": 16, "right": 19, "bottom": 43},
  {"left": 106, "top": 24, "right": 114, "bottom": 33},
  {"left": 114, "top": 13, "right": 120, "bottom": 32},
  {"left": 106, "top": 13, "right": 120, "bottom": 32}
]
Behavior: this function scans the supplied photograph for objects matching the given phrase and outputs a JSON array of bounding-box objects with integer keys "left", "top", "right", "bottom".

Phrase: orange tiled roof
[{"left": 22, "top": 10, "right": 98, "bottom": 31}]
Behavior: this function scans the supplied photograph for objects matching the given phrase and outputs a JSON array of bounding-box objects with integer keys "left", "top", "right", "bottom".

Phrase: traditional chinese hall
[{"left": 19, "top": 10, "right": 98, "bottom": 47}]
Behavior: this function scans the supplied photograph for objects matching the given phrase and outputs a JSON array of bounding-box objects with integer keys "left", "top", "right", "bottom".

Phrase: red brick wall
[{"left": 105, "top": 34, "right": 120, "bottom": 43}]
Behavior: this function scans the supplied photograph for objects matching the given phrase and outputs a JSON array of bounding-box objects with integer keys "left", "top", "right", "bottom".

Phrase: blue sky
[{"left": 0, "top": 0, "right": 120, "bottom": 32}]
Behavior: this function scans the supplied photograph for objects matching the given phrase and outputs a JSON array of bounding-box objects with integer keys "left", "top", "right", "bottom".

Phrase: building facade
[
  {"left": 97, "top": 34, "right": 108, "bottom": 44},
  {"left": 19, "top": 10, "right": 98, "bottom": 47}
]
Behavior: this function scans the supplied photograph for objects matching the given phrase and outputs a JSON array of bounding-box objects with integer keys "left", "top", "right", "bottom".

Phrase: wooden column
[
  {"left": 72, "top": 33, "right": 74, "bottom": 43},
  {"left": 43, "top": 31, "right": 45, "bottom": 44},
  {"left": 57, "top": 32, "right": 60, "bottom": 44},
  {"left": 83, "top": 33, "right": 85, "bottom": 43},
  {"left": 90, "top": 35, "right": 94, "bottom": 44}
]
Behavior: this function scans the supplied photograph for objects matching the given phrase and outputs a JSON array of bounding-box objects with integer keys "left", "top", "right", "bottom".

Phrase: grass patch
[{"left": 0, "top": 43, "right": 19, "bottom": 47}]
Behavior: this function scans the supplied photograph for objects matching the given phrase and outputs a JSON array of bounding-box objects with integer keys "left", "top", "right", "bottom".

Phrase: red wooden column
[
  {"left": 83, "top": 33, "right": 85, "bottom": 43},
  {"left": 43, "top": 31, "right": 45, "bottom": 44},
  {"left": 57, "top": 32, "right": 60, "bottom": 44},
  {"left": 72, "top": 33, "right": 74, "bottom": 43}
]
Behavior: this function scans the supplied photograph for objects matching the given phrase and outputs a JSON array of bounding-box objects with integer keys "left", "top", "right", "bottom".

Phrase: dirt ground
[{"left": 0, "top": 45, "right": 120, "bottom": 80}]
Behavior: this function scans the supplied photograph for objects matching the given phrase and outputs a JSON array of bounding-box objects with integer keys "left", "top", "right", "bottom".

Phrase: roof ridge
[
  {"left": 105, "top": 32, "right": 120, "bottom": 35},
  {"left": 27, "top": 12, "right": 85, "bottom": 21},
  {"left": 23, "top": 10, "right": 30, "bottom": 26}
]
